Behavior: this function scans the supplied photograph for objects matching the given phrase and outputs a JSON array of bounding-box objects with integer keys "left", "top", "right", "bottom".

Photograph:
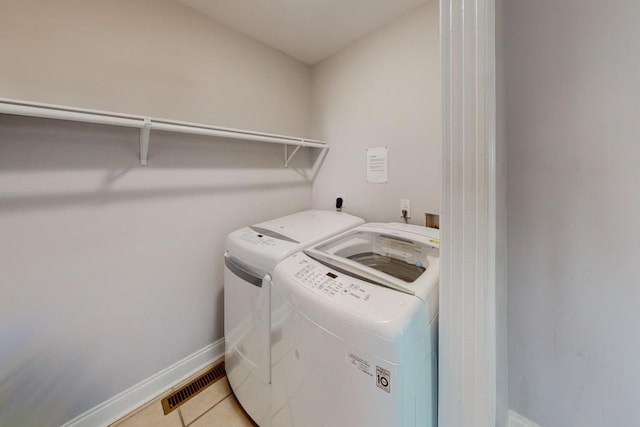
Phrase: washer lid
[
  {"left": 226, "top": 210, "right": 364, "bottom": 271},
  {"left": 252, "top": 210, "right": 363, "bottom": 243},
  {"left": 304, "top": 223, "right": 439, "bottom": 295}
]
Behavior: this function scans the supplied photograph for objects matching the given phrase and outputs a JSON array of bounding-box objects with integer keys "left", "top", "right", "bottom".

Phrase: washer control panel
[
  {"left": 238, "top": 229, "right": 279, "bottom": 247},
  {"left": 275, "top": 252, "right": 423, "bottom": 325},
  {"left": 289, "top": 253, "right": 374, "bottom": 303}
]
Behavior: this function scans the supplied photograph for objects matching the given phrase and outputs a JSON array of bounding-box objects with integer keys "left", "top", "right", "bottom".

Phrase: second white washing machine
[
  {"left": 224, "top": 210, "right": 364, "bottom": 426},
  {"left": 270, "top": 223, "right": 440, "bottom": 427}
]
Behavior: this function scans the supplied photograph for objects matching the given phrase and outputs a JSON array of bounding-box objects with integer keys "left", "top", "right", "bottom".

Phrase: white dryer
[
  {"left": 224, "top": 210, "right": 364, "bottom": 426},
  {"left": 270, "top": 223, "right": 440, "bottom": 427}
]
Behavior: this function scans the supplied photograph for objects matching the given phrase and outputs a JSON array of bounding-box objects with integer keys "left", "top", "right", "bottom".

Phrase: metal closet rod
[{"left": 0, "top": 98, "right": 328, "bottom": 165}]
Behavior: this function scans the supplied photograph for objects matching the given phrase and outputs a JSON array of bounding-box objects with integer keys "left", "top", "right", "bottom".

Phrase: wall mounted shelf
[{"left": 0, "top": 98, "right": 328, "bottom": 166}]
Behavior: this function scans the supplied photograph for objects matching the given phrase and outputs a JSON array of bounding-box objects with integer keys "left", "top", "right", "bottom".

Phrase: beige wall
[
  {"left": 505, "top": 0, "right": 640, "bottom": 425},
  {"left": 0, "top": 1, "right": 442, "bottom": 424},
  {"left": 0, "top": 1, "right": 313, "bottom": 425},
  {"left": 0, "top": 0, "right": 311, "bottom": 135},
  {"left": 309, "top": 1, "right": 440, "bottom": 223}
]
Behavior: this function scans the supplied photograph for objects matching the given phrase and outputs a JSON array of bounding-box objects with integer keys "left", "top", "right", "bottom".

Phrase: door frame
[{"left": 439, "top": 0, "right": 507, "bottom": 426}]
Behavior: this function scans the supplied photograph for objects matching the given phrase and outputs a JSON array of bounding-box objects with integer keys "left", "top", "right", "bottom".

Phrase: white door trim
[{"left": 440, "top": 0, "right": 505, "bottom": 426}]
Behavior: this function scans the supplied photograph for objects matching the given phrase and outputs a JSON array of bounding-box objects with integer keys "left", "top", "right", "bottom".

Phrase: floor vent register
[{"left": 161, "top": 360, "right": 226, "bottom": 415}]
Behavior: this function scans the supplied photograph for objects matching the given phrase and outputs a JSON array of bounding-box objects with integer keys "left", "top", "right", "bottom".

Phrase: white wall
[
  {"left": 0, "top": 0, "right": 311, "bottom": 135},
  {"left": 0, "top": 1, "right": 313, "bottom": 425},
  {"left": 505, "top": 1, "right": 640, "bottom": 426},
  {"left": 309, "top": 1, "right": 440, "bottom": 223}
]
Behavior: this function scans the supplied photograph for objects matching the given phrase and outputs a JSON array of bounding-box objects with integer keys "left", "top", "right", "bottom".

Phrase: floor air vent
[{"left": 161, "top": 360, "right": 226, "bottom": 415}]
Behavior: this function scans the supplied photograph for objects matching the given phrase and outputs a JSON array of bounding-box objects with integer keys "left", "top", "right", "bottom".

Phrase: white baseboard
[
  {"left": 508, "top": 410, "right": 542, "bottom": 427},
  {"left": 62, "top": 338, "right": 225, "bottom": 427}
]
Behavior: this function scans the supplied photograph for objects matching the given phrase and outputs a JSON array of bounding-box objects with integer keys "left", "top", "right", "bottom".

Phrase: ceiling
[{"left": 176, "top": 0, "right": 427, "bottom": 65}]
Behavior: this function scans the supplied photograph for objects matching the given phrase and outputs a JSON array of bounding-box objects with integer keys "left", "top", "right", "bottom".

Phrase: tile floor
[{"left": 111, "top": 364, "right": 256, "bottom": 427}]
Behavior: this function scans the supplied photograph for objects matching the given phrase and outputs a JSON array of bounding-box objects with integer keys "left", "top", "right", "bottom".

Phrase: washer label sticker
[
  {"left": 346, "top": 352, "right": 373, "bottom": 377},
  {"left": 376, "top": 366, "right": 391, "bottom": 393}
]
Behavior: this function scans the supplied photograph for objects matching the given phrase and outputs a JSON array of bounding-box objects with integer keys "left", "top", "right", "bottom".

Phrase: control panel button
[{"left": 290, "top": 258, "right": 374, "bottom": 304}]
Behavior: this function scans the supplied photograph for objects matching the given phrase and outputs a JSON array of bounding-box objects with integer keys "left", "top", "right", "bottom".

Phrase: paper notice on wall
[{"left": 366, "top": 147, "right": 388, "bottom": 183}]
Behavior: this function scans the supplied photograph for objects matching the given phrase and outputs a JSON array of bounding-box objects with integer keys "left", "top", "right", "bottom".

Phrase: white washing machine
[
  {"left": 270, "top": 223, "right": 440, "bottom": 427},
  {"left": 224, "top": 210, "right": 364, "bottom": 426}
]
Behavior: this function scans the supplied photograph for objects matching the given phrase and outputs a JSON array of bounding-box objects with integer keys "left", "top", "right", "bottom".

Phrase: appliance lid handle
[
  {"left": 224, "top": 252, "right": 265, "bottom": 288},
  {"left": 249, "top": 226, "right": 299, "bottom": 243}
]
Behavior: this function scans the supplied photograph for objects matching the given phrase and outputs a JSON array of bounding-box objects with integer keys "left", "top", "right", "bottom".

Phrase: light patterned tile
[
  {"left": 179, "top": 377, "right": 232, "bottom": 425},
  {"left": 190, "top": 394, "right": 255, "bottom": 427},
  {"left": 111, "top": 400, "right": 182, "bottom": 427}
]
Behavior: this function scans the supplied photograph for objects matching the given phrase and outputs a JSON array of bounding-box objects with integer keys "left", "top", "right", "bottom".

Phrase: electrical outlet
[{"left": 400, "top": 199, "right": 411, "bottom": 219}]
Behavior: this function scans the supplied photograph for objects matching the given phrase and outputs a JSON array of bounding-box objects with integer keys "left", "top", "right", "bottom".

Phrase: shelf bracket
[
  {"left": 284, "top": 141, "right": 303, "bottom": 168},
  {"left": 139, "top": 119, "right": 151, "bottom": 166}
]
